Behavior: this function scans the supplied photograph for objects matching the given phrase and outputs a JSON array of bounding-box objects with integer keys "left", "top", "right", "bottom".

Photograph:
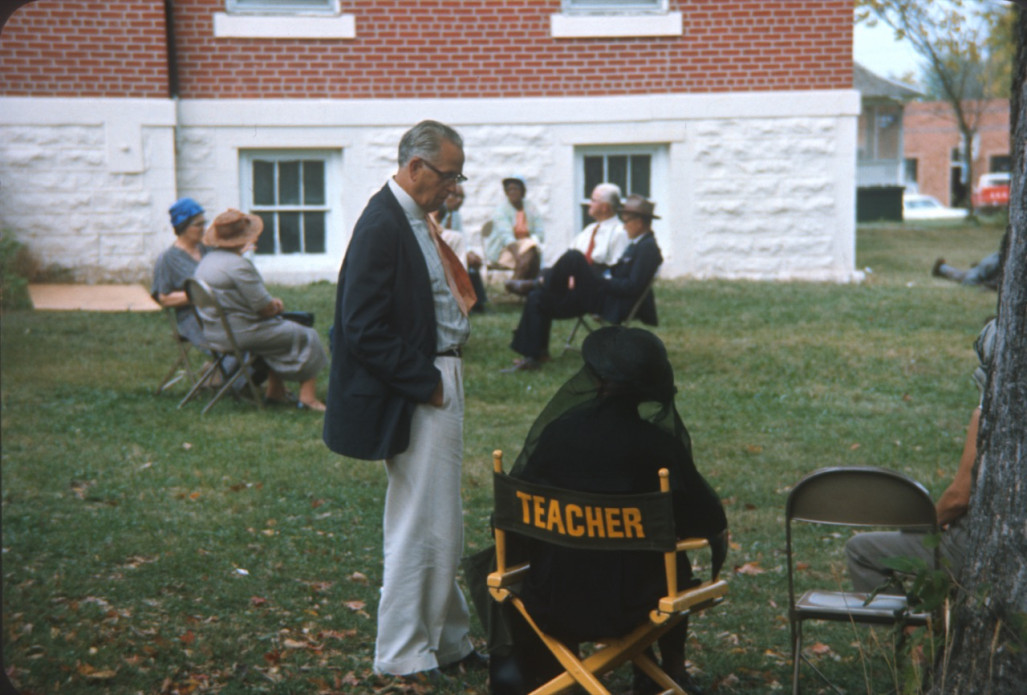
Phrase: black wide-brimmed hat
[{"left": 582, "top": 325, "right": 676, "bottom": 403}]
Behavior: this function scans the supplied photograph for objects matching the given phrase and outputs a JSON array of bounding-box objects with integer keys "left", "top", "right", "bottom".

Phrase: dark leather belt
[{"left": 437, "top": 348, "right": 462, "bottom": 358}]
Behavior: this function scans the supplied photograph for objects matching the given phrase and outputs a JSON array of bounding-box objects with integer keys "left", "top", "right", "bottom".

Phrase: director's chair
[{"left": 487, "top": 450, "right": 727, "bottom": 695}]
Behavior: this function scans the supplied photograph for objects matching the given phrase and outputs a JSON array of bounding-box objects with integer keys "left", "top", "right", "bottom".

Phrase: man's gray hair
[
  {"left": 398, "top": 120, "right": 464, "bottom": 166},
  {"left": 593, "top": 182, "right": 622, "bottom": 209}
]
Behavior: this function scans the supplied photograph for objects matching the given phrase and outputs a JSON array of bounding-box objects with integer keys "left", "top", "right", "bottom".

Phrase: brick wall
[
  {"left": 2, "top": 0, "right": 851, "bottom": 99},
  {"left": 0, "top": 1, "right": 169, "bottom": 98}
]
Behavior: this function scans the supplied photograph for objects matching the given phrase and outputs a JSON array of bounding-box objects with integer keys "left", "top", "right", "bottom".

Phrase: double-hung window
[
  {"left": 578, "top": 148, "right": 655, "bottom": 228},
  {"left": 226, "top": 0, "right": 337, "bottom": 14},
  {"left": 553, "top": 0, "right": 679, "bottom": 38},
  {"left": 242, "top": 152, "right": 330, "bottom": 256}
]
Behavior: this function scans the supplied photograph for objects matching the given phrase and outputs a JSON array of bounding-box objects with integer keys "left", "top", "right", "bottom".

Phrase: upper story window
[
  {"left": 563, "top": 0, "right": 666, "bottom": 12},
  {"left": 216, "top": 0, "right": 354, "bottom": 38},
  {"left": 226, "top": 0, "right": 338, "bottom": 15},
  {"left": 552, "top": 0, "right": 680, "bottom": 38}
]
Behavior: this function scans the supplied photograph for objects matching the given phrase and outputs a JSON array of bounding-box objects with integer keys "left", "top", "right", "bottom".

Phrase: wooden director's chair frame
[{"left": 487, "top": 450, "right": 728, "bottom": 695}]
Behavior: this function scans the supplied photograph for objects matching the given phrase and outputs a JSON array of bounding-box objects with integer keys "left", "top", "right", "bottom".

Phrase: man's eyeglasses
[{"left": 421, "top": 159, "right": 468, "bottom": 184}]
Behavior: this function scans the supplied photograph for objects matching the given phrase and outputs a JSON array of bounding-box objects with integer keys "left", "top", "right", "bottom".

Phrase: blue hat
[{"left": 169, "top": 198, "right": 204, "bottom": 229}]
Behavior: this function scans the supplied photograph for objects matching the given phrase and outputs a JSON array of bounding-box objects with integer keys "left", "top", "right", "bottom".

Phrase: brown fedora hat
[
  {"left": 203, "top": 209, "right": 264, "bottom": 249},
  {"left": 620, "top": 194, "right": 660, "bottom": 220}
]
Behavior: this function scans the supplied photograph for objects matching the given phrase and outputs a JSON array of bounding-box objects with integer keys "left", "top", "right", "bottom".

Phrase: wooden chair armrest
[
  {"left": 487, "top": 562, "right": 530, "bottom": 589},
  {"left": 658, "top": 579, "right": 728, "bottom": 614},
  {"left": 676, "top": 537, "right": 710, "bottom": 552}
]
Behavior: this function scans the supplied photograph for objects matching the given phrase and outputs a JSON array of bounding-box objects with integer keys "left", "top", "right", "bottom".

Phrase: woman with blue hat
[{"left": 151, "top": 197, "right": 208, "bottom": 346}]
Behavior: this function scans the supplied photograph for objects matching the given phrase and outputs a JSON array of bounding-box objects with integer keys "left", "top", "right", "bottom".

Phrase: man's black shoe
[{"left": 444, "top": 650, "right": 489, "bottom": 673}]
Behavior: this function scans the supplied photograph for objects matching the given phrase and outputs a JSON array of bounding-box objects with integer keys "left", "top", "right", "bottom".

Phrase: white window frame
[
  {"left": 552, "top": 0, "right": 680, "bottom": 37},
  {"left": 239, "top": 149, "right": 341, "bottom": 263},
  {"left": 215, "top": 0, "right": 355, "bottom": 39},
  {"left": 562, "top": 0, "right": 666, "bottom": 12},
  {"left": 227, "top": 0, "right": 338, "bottom": 14},
  {"left": 574, "top": 144, "right": 668, "bottom": 232}
]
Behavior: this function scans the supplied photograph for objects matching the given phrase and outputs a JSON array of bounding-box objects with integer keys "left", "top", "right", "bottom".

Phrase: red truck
[{"left": 971, "top": 172, "right": 1010, "bottom": 211}]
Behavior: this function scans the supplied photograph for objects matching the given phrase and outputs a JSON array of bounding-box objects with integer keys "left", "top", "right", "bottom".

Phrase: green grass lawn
[{"left": 1, "top": 220, "right": 1004, "bottom": 694}]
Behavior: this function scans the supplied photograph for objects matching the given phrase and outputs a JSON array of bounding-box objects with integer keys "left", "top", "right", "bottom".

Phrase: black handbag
[{"left": 281, "top": 311, "right": 314, "bottom": 327}]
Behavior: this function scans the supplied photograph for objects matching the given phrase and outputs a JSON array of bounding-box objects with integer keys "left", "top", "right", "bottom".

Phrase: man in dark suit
[
  {"left": 323, "top": 120, "right": 481, "bottom": 680},
  {"left": 506, "top": 194, "right": 663, "bottom": 371}
]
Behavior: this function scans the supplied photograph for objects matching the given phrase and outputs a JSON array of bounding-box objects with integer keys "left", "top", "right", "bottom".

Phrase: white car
[{"left": 903, "top": 194, "right": 969, "bottom": 221}]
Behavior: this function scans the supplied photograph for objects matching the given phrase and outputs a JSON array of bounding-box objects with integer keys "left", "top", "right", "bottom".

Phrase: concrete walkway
[{"left": 28, "top": 284, "right": 160, "bottom": 312}]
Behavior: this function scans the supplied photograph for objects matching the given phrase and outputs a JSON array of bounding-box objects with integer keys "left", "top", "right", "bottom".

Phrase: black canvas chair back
[
  {"left": 785, "top": 466, "right": 939, "bottom": 694},
  {"left": 178, "top": 278, "right": 264, "bottom": 414},
  {"left": 488, "top": 450, "right": 727, "bottom": 695}
]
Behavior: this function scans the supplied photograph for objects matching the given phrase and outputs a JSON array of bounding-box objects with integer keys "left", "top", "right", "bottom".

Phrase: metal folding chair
[
  {"left": 487, "top": 450, "right": 727, "bottom": 695},
  {"left": 786, "top": 467, "right": 940, "bottom": 694},
  {"left": 178, "top": 278, "right": 264, "bottom": 414},
  {"left": 154, "top": 307, "right": 200, "bottom": 395},
  {"left": 562, "top": 275, "right": 657, "bottom": 354}
]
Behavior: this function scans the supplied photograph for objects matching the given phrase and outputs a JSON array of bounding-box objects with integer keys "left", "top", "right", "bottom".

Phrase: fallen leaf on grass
[
  {"left": 795, "top": 561, "right": 810, "bottom": 571},
  {"left": 180, "top": 630, "right": 196, "bottom": 646},
  {"left": 348, "top": 571, "right": 369, "bottom": 584},
  {"left": 320, "top": 628, "right": 358, "bottom": 641},
  {"left": 250, "top": 596, "right": 268, "bottom": 607},
  {"left": 77, "top": 663, "right": 118, "bottom": 680},
  {"left": 810, "top": 642, "right": 833, "bottom": 655},
  {"left": 734, "top": 561, "right": 765, "bottom": 576}
]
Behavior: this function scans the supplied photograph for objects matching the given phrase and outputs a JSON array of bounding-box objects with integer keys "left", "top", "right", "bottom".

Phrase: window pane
[
  {"left": 255, "top": 212, "right": 275, "bottom": 254},
  {"left": 278, "top": 161, "right": 300, "bottom": 206},
  {"left": 279, "top": 212, "right": 301, "bottom": 253},
  {"left": 253, "top": 160, "right": 275, "bottom": 206},
  {"left": 228, "top": 0, "right": 336, "bottom": 14},
  {"left": 607, "top": 155, "right": 628, "bottom": 193},
  {"left": 629, "top": 155, "right": 651, "bottom": 197},
  {"left": 304, "top": 212, "right": 325, "bottom": 253},
  {"left": 584, "top": 156, "right": 604, "bottom": 199},
  {"left": 303, "top": 160, "right": 325, "bottom": 205},
  {"left": 566, "top": 0, "right": 662, "bottom": 9}
]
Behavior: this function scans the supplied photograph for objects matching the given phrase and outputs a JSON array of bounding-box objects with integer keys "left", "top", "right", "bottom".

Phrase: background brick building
[
  {"left": 904, "top": 99, "right": 1011, "bottom": 208},
  {"left": 1, "top": 0, "right": 861, "bottom": 283}
]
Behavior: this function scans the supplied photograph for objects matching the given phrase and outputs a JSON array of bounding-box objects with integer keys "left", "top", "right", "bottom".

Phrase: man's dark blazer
[
  {"left": 323, "top": 184, "right": 440, "bottom": 461},
  {"left": 599, "top": 231, "right": 661, "bottom": 326}
]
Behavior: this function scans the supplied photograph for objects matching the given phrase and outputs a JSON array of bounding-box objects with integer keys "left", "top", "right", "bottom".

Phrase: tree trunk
[{"left": 928, "top": 7, "right": 1027, "bottom": 694}]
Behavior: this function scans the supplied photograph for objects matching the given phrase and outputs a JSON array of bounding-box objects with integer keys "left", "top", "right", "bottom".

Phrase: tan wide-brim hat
[
  {"left": 620, "top": 194, "right": 660, "bottom": 220},
  {"left": 203, "top": 209, "right": 264, "bottom": 249}
]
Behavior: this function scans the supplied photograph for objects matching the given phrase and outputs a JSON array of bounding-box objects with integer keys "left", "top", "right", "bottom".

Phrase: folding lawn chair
[
  {"left": 177, "top": 278, "right": 264, "bottom": 414},
  {"left": 487, "top": 450, "right": 728, "bottom": 695},
  {"left": 154, "top": 307, "right": 200, "bottom": 395},
  {"left": 785, "top": 466, "right": 940, "bottom": 694},
  {"left": 562, "top": 274, "right": 658, "bottom": 355}
]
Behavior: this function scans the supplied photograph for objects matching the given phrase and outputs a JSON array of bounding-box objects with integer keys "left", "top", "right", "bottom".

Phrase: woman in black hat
[{"left": 494, "top": 326, "right": 727, "bottom": 694}]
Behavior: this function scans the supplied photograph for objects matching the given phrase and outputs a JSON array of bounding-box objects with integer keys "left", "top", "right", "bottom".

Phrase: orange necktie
[
  {"left": 584, "top": 223, "right": 600, "bottom": 264},
  {"left": 426, "top": 214, "right": 477, "bottom": 316}
]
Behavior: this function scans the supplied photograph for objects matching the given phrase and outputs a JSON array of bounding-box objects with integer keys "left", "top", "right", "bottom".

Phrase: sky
[{"left": 853, "top": 20, "right": 923, "bottom": 86}]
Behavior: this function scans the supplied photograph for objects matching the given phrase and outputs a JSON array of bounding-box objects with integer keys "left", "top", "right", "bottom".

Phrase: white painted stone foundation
[{"left": 0, "top": 90, "right": 861, "bottom": 285}]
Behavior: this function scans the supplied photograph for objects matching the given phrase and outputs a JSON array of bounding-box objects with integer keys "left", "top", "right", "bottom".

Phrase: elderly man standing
[{"left": 323, "top": 120, "right": 482, "bottom": 681}]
